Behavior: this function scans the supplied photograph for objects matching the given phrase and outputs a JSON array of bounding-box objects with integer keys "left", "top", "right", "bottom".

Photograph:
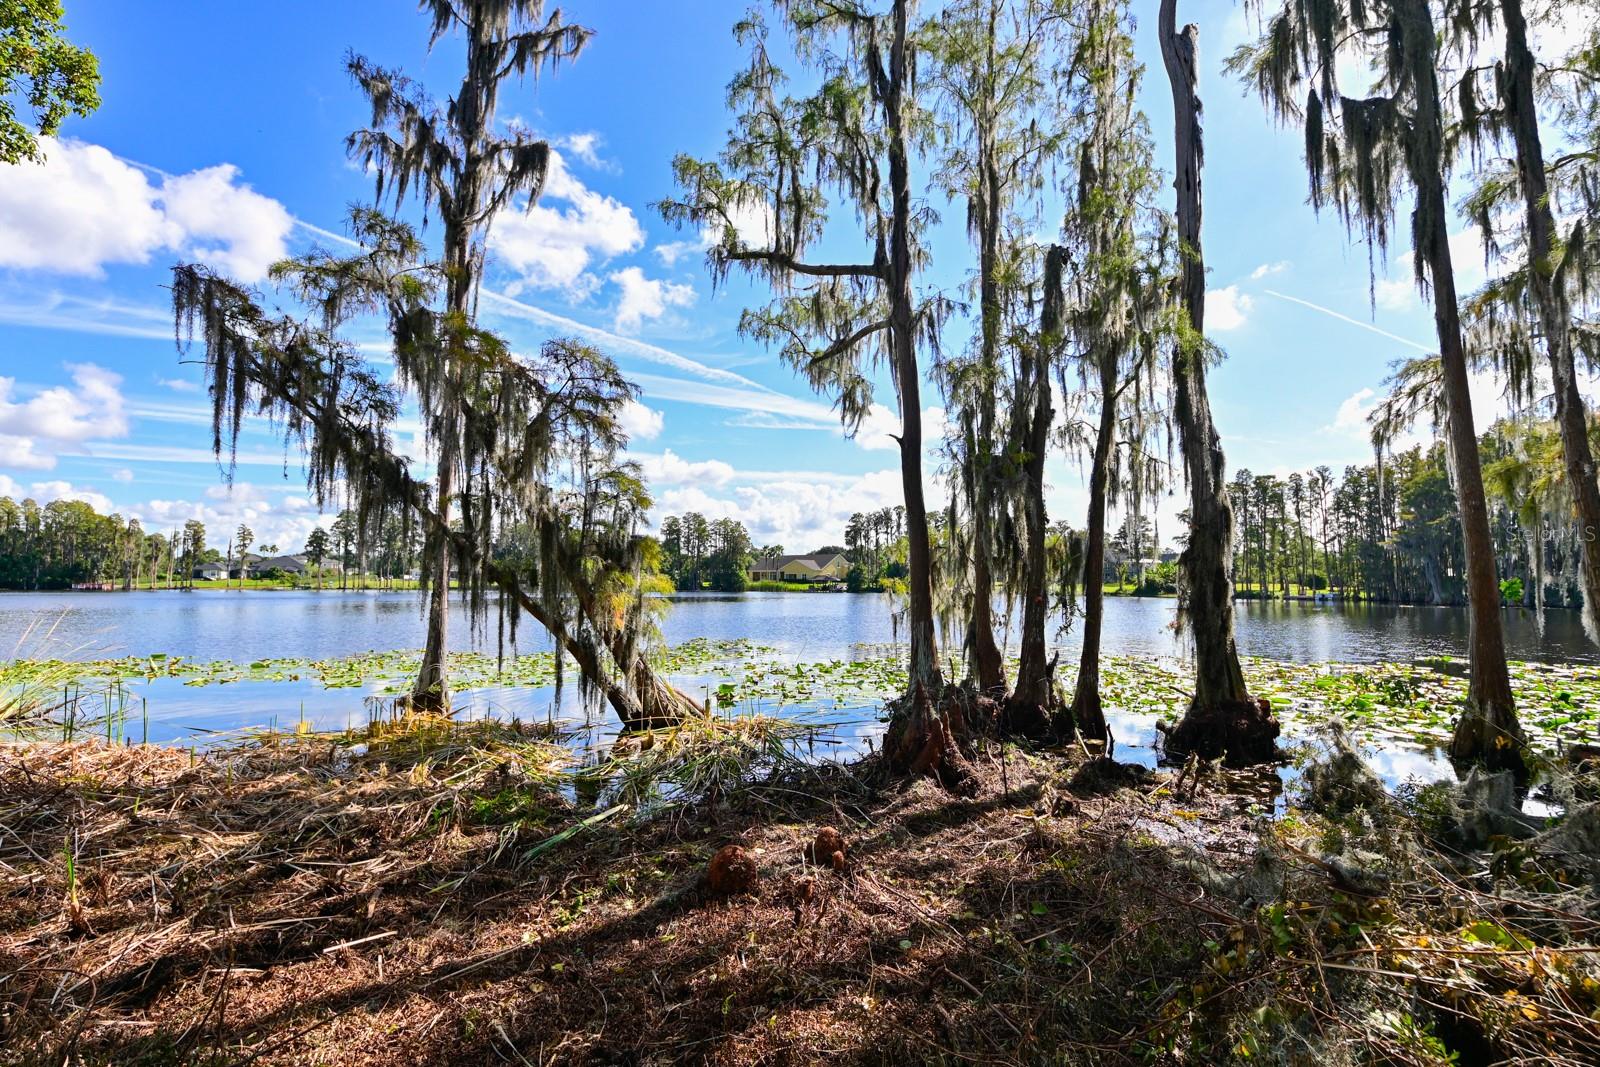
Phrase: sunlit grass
[{"left": 596, "top": 712, "right": 834, "bottom": 810}]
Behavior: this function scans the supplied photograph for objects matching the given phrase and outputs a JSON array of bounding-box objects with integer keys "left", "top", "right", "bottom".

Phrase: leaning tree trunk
[
  {"left": 966, "top": 127, "right": 1007, "bottom": 695},
  {"left": 1156, "top": 0, "right": 1278, "bottom": 766},
  {"left": 887, "top": 58, "right": 940, "bottom": 697},
  {"left": 1376, "top": 0, "right": 1524, "bottom": 776},
  {"left": 879, "top": 0, "right": 980, "bottom": 788},
  {"left": 1004, "top": 245, "right": 1067, "bottom": 741},
  {"left": 1069, "top": 351, "right": 1117, "bottom": 745},
  {"left": 1502, "top": 0, "right": 1600, "bottom": 644},
  {"left": 411, "top": 452, "right": 454, "bottom": 711}
]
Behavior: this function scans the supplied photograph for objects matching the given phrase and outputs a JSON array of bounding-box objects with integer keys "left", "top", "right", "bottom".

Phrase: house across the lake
[
  {"left": 246, "top": 554, "right": 344, "bottom": 578},
  {"left": 193, "top": 561, "right": 230, "bottom": 581},
  {"left": 749, "top": 552, "right": 849, "bottom": 584},
  {"left": 250, "top": 554, "right": 313, "bottom": 576}
]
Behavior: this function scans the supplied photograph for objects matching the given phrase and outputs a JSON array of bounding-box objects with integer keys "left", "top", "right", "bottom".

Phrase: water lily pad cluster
[
  {"left": 13, "top": 649, "right": 562, "bottom": 693},
  {"left": 7, "top": 638, "right": 781, "bottom": 698},
  {"left": 12, "top": 638, "right": 1600, "bottom": 757},
  {"left": 1247, "top": 658, "right": 1600, "bottom": 754}
]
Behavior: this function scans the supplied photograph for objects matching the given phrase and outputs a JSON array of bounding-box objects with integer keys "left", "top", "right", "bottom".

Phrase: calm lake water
[
  {"left": 3, "top": 589, "right": 1593, "bottom": 801},
  {"left": 6, "top": 588, "right": 1597, "bottom": 666}
]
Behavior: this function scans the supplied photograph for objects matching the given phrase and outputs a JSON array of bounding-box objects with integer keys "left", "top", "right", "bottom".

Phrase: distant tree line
[
  {"left": 1228, "top": 419, "right": 1600, "bottom": 614},
  {"left": 658, "top": 513, "right": 773, "bottom": 592},
  {"left": 0, "top": 497, "right": 424, "bottom": 591},
  {"left": 843, "top": 507, "right": 908, "bottom": 592},
  {"left": 0, "top": 496, "right": 194, "bottom": 590}
]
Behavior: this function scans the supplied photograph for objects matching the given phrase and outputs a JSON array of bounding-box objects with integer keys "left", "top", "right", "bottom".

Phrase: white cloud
[
  {"left": 556, "top": 131, "right": 610, "bottom": 170},
  {"left": 1323, "top": 367, "right": 1518, "bottom": 456},
  {"left": 1205, "top": 286, "right": 1253, "bottom": 331},
  {"left": 1375, "top": 230, "right": 1493, "bottom": 313},
  {"left": 654, "top": 467, "right": 909, "bottom": 550},
  {"left": 1251, "top": 261, "right": 1290, "bottom": 280},
  {"left": 489, "top": 150, "right": 643, "bottom": 295},
  {"left": 1324, "top": 383, "right": 1427, "bottom": 454},
  {"left": 724, "top": 411, "right": 839, "bottom": 431},
  {"left": 1375, "top": 276, "right": 1415, "bottom": 312},
  {"left": 628, "top": 372, "right": 838, "bottom": 426},
  {"left": 617, "top": 399, "right": 664, "bottom": 442},
  {"left": 159, "top": 377, "right": 200, "bottom": 393},
  {"left": 135, "top": 484, "right": 323, "bottom": 552},
  {"left": 204, "top": 481, "right": 271, "bottom": 504},
  {"left": 482, "top": 289, "right": 770, "bottom": 388},
  {"left": 0, "top": 474, "right": 115, "bottom": 513},
  {"left": 854, "top": 403, "right": 948, "bottom": 452},
  {"left": 0, "top": 138, "right": 292, "bottom": 281},
  {"left": 0, "top": 435, "right": 54, "bottom": 470},
  {"left": 636, "top": 448, "right": 735, "bottom": 488},
  {"left": 0, "top": 363, "right": 128, "bottom": 470},
  {"left": 656, "top": 198, "right": 775, "bottom": 267},
  {"left": 609, "top": 266, "right": 696, "bottom": 333},
  {"left": 722, "top": 198, "right": 776, "bottom": 249},
  {"left": 653, "top": 239, "right": 704, "bottom": 267},
  {"left": 1328, "top": 387, "right": 1378, "bottom": 439},
  {"left": 111, "top": 468, "right": 134, "bottom": 483},
  {"left": 157, "top": 164, "right": 294, "bottom": 280}
]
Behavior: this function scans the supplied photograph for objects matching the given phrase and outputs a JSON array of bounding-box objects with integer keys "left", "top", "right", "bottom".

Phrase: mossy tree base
[
  {"left": 1448, "top": 704, "right": 1529, "bottom": 783},
  {"left": 1159, "top": 697, "right": 1281, "bottom": 767},
  {"left": 882, "top": 683, "right": 990, "bottom": 795},
  {"left": 1000, "top": 693, "right": 1061, "bottom": 746},
  {"left": 1067, "top": 687, "right": 1109, "bottom": 748}
]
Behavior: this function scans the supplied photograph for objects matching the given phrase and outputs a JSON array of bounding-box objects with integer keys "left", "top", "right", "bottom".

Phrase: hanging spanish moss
[
  {"left": 172, "top": 257, "right": 704, "bottom": 731},
  {"left": 342, "top": 1, "right": 590, "bottom": 709},
  {"left": 1232, "top": 0, "right": 1524, "bottom": 777},
  {"left": 663, "top": 0, "right": 964, "bottom": 783},
  {"left": 1060, "top": 0, "right": 1172, "bottom": 750}
]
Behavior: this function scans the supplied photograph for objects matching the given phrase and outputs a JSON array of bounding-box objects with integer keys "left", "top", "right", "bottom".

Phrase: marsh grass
[
  {"left": 594, "top": 711, "right": 839, "bottom": 812},
  {"left": 0, "top": 615, "right": 128, "bottom": 738}
]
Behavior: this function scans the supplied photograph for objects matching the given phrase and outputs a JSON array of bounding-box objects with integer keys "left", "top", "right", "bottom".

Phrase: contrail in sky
[{"left": 1261, "top": 289, "right": 1434, "bottom": 354}]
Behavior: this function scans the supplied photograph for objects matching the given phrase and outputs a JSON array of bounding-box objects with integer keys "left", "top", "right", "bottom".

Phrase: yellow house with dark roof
[{"left": 749, "top": 553, "right": 848, "bottom": 583}]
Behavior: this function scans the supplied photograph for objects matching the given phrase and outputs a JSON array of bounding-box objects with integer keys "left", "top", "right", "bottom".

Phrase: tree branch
[
  {"left": 727, "top": 248, "right": 883, "bottom": 279},
  {"left": 810, "top": 317, "right": 891, "bottom": 368}
]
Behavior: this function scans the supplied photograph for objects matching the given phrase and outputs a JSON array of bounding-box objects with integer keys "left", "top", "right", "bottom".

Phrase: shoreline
[
  {"left": 8, "top": 585, "right": 1589, "bottom": 620},
  {"left": 3, "top": 726, "right": 1596, "bottom": 1064}
]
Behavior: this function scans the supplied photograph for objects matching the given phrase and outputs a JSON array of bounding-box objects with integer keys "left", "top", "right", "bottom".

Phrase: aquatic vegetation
[
  {"left": 0, "top": 657, "right": 89, "bottom": 731},
  {"left": 2, "top": 638, "right": 778, "bottom": 696},
  {"left": 597, "top": 713, "right": 826, "bottom": 812},
  {"left": 10, "top": 632, "right": 1600, "bottom": 763}
]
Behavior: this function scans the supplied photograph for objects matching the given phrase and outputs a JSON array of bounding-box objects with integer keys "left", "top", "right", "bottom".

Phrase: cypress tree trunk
[
  {"left": 1374, "top": 0, "right": 1524, "bottom": 775},
  {"left": 1005, "top": 245, "right": 1066, "bottom": 738},
  {"left": 882, "top": 0, "right": 968, "bottom": 785},
  {"left": 965, "top": 48, "right": 1006, "bottom": 694},
  {"left": 1502, "top": 0, "right": 1600, "bottom": 644},
  {"left": 1157, "top": 0, "right": 1278, "bottom": 765},
  {"left": 404, "top": 3, "right": 500, "bottom": 713},
  {"left": 411, "top": 453, "right": 453, "bottom": 711},
  {"left": 966, "top": 142, "right": 1006, "bottom": 694},
  {"left": 885, "top": 0, "right": 941, "bottom": 702},
  {"left": 1069, "top": 349, "right": 1117, "bottom": 744}
]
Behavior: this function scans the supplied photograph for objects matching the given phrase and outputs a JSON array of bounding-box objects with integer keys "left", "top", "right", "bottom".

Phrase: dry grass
[{"left": 2, "top": 724, "right": 1599, "bottom": 1066}]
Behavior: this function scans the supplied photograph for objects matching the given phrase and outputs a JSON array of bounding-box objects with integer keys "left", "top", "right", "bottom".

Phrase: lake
[
  {"left": 6, "top": 588, "right": 1597, "bottom": 666},
  {"left": 3, "top": 589, "right": 1594, "bottom": 801}
]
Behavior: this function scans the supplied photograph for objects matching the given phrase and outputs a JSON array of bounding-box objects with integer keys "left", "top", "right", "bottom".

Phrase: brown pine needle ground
[{"left": 3, "top": 723, "right": 1599, "bottom": 1065}]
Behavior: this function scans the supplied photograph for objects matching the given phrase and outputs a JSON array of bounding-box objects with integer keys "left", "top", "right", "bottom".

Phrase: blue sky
[{"left": 0, "top": 1, "right": 1577, "bottom": 553}]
